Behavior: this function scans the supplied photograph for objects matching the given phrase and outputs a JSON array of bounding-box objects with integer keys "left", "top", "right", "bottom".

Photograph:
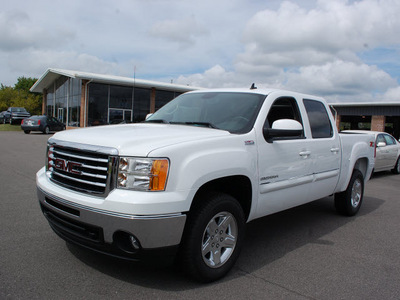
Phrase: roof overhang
[
  {"left": 30, "top": 68, "right": 200, "bottom": 93},
  {"left": 330, "top": 102, "right": 400, "bottom": 107}
]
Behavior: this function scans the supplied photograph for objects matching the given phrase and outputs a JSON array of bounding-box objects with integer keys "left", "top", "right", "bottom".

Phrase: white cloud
[
  {"left": 382, "top": 87, "right": 400, "bottom": 101},
  {"left": 178, "top": 0, "right": 400, "bottom": 101},
  {"left": 149, "top": 16, "right": 208, "bottom": 46},
  {"left": 285, "top": 60, "right": 397, "bottom": 100},
  {"left": 1, "top": 0, "right": 400, "bottom": 102}
]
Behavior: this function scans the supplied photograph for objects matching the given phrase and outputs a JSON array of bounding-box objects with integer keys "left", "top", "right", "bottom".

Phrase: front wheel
[
  {"left": 391, "top": 157, "right": 400, "bottom": 174},
  {"left": 180, "top": 192, "right": 245, "bottom": 282},
  {"left": 334, "top": 170, "right": 364, "bottom": 216}
]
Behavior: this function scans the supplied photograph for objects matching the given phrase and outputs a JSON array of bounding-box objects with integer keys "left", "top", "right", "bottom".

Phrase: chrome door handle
[
  {"left": 299, "top": 151, "right": 311, "bottom": 157},
  {"left": 331, "top": 148, "right": 340, "bottom": 153}
]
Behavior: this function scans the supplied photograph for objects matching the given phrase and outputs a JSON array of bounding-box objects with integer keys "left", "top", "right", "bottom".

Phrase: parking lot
[{"left": 1, "top": 130, "right": 400, "bottom": 299}]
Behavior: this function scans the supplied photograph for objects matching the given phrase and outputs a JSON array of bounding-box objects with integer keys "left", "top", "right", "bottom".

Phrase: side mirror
[
  {"left": 377, "top": 142, "right": 386, "bottom": 147},
  {"left": 145, "top": 113, "right": 153, "bottom": 120},
  {"left": 264, "top": 119, "right": 303, "bottom": 143}
]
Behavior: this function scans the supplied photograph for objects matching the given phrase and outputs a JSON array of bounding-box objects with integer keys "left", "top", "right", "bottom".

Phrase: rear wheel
[
  {"left": 180, "top": 192, "right": 245, "bottom": 282},
  {"left": 24, "top": 130, "right": 30, "bottom": 134},
  {"left": 43, "top": 126, "right": 50, "bottom": 134},
  {"left": 335, "top": 170, "right": 364, "bottom": 216},
  {"left": 391, "top": 157, "right": 400, "bottom": 174}
]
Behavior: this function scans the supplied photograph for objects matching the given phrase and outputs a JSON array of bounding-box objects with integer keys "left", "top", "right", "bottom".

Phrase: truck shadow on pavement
[{"left": 66, "top": 194, "right": 384, "bottom": 290}]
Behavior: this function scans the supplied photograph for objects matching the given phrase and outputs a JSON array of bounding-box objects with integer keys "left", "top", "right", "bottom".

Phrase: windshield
[
  {"left": 11, "top": 107, "right": 27, "bottom": 112},
  {"left": 145, "top": 92, "right": 265, "bottom": 133}
]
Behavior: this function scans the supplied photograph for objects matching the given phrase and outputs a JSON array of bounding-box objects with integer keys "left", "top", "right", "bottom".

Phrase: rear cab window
[{"left": 303, "top": 99, "right": 333, "bottom": 139}]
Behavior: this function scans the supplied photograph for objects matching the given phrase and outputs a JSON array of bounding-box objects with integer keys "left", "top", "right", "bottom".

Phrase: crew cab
[{"left": 36, "top": 88, "right": 375, "bottom": 282}]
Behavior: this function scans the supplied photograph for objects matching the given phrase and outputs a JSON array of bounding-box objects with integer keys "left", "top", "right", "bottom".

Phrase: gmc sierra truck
[{"left": 36, "top": 88, "right": 375, "bottom": 282}]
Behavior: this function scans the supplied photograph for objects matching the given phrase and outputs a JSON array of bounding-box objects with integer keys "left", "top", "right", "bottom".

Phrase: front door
[{"left": 256, "top": 96, "right": 313, "bottom": 218}]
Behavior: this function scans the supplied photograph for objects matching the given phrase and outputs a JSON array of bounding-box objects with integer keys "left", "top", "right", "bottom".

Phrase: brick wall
[{"left": 371, "top": 115, "right": 385, "bottom": 132}]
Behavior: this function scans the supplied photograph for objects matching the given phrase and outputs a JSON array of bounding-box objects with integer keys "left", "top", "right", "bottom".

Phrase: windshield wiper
[
  {"left": 145, "top": 119, "right": 170, "bottom": 124},
  {"left": 175, "top": 122, "right": 219, "bottom": 129}
]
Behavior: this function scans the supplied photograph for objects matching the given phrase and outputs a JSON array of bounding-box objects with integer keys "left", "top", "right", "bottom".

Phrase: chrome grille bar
[{"left": 47, "top": 139, "right": 118, "bottom": 197}]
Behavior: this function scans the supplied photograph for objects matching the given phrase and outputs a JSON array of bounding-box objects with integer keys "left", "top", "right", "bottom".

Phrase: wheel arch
[
  {"left": 353, "top": 157, "right": 369, "bottom": 181},
  {"left": 189, "top": 175, "right": 252, "bottom": 221}
]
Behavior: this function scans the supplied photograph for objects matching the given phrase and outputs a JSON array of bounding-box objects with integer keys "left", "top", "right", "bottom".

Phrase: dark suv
[{"left": 4, "top": 107, "right": 31, "bottom": 124}]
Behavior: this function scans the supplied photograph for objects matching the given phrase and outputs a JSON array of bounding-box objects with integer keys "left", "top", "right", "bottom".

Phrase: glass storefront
[
  {"left": 88, "top": 84, "right": 182, "bottom": 126},
  {"left": 45, "top": 76, "right": 82, "bottom": 127},
  {"left": 46, "top": 75, "right": 183, "bottom": 127}
]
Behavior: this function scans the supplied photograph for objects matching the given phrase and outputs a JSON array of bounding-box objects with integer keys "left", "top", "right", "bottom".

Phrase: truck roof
[{"left": 185, "top": 87, "right": 326, "bottom": 101}]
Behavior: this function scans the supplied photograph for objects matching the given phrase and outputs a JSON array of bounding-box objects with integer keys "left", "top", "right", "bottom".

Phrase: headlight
[{"left": 117, "top": 157, "right": 169, "bottom": 191}]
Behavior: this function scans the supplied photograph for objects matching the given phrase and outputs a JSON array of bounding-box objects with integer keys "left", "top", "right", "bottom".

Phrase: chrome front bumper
[{"left": 37, "top": 187, "right": 187, "bottom": 254}]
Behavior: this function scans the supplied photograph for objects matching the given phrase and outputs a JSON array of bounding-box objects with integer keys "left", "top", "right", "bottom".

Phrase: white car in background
[{"left": 342, "top": 130, "right": 400, "bottom": 174}]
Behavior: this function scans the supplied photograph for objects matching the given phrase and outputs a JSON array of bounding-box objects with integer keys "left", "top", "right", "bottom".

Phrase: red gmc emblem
[{"left": 54, "top": 158, "right": 82, "bottom": 175}]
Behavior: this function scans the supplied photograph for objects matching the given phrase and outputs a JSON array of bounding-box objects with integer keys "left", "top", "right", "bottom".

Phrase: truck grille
[{"left": 47, "top": 139, "right": 118, "bottom": 196}]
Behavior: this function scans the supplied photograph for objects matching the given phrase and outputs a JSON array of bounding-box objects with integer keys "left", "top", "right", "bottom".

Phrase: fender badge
[{"left": 244, "top": 140, "right": 255, "bottom": 146}]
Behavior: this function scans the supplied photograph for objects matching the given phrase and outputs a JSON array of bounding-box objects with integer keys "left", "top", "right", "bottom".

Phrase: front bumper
[{"left": 37, "top": 187, "right": 187, "bottom": 260}]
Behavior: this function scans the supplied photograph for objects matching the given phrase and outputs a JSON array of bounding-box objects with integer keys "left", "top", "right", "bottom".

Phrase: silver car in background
[{"left": 342, "top": 130, "right": 400, "bottom": 174}]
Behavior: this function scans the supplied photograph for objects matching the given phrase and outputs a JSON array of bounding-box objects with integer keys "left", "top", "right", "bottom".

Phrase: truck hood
[{"left": 51, "top": 123, "right": 231, "bottom": 156}]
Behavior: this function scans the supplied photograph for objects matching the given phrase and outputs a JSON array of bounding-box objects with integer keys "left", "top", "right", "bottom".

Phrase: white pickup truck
[{"left": 36, "top": 87, "right": 375, "bottom": 282}]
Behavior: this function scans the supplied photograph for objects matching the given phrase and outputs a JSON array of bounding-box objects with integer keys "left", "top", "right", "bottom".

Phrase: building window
[
  {"left": 155, "top": 90, "right": 181, "bottom": 111},
  {"left": 55, "top": 77, "right": 68, "bottom": 124},
  {"left": 68, "top": 78, "right": 81, "bottom": 127},
  {"left": 133, "top": 88, "right": 151, "bottom": 122},
  {"left": 46, "top": 76, "right": 81, "bottom": 127},
  {"left": 109, "top": 85, "right": 133, "bottom": 124},
  {"left": 46, "top": 92, "right": 54, "bottom": 117},
  {"left": 88, "top": 83, "right": 109, "bottom": 126}
]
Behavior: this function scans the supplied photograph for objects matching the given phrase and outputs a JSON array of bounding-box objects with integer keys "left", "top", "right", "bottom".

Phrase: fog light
[
  {"left": 114, "top": 231, "right": 141, "bottom": 253},
  {"left": 129, "top": 235, "right": 140, "bottom": 250}
]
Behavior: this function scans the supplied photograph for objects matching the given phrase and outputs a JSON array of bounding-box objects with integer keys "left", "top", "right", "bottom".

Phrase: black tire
[
  {"left": 334, "top": 170, "right": 364, "bottom": 216},
  {"left": 391, "top": 157, "right": 400, "bottom": 174},
  {"left": 24, "top": 130, "right": 30, "bottom": 134},
  {"left": 9, "top": 118, "right": 13, "bottom": 125},
  {"left": 43, "top": 126, "right": 50, "bottom": 134},
  {"left": 180, "top": 192, "right": 245, "bottom": 282}
]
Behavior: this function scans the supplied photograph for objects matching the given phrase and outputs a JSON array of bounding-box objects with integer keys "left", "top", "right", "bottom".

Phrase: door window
[
  {"left": 384, "top": 134, "right": 396, "bottom": 145},
  {"left": 264, "top": 97, "right": 303, "bottom": 140}
]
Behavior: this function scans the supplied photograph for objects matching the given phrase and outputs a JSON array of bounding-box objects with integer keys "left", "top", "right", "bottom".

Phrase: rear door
[{"left": 302, "top": 99, "right": 341, "bottom": 198}]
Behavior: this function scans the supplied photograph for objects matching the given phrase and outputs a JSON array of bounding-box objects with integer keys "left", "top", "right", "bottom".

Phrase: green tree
[
  {"left": 14, "top": 77, "right": 38, "bottom": 93},
  {"left": 0, "top": 77, "right": 42, "bottom": 115},
  {"left": 0, "top": 85, "right": 17, "bottom": 112}
]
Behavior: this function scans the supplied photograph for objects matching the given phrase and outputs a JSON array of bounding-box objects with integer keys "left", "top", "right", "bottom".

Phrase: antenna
[{"left": 250, "top": 83, "right": 257, "bottom": 90}]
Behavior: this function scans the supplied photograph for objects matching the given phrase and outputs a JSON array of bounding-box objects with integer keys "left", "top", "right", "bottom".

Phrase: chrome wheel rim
[
  {"left": 201, "top": 211, "right": 238, "bottom": 268},
  {"left": 351, "top": 178, "right": 362, "bottom": 207}
]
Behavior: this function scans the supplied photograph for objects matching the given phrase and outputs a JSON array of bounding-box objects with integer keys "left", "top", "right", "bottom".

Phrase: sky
[{"left": 1, "top": 0, "right": 400, "bottom": 103}]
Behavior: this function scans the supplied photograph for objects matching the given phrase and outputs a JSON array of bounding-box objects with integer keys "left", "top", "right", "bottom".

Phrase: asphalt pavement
[{"left": 1, "top": 130, "right": 399, "bottom": 299}]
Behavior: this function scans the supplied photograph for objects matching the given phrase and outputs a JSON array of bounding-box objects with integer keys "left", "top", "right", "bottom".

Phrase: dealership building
[
  {"left": 30, "top": 68, "right": 198, "bottom": 128},
  {"left": 31, "top": 68, "right": 400, "bottom": 139}
]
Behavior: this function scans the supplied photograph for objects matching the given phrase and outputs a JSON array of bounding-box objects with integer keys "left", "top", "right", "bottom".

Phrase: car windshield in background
[
  {"left": 11, "top": 107, "right": 28, "bottom": 113},
  {"left": 145, "top": 92, "right": 266, "bottom": 133}
]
